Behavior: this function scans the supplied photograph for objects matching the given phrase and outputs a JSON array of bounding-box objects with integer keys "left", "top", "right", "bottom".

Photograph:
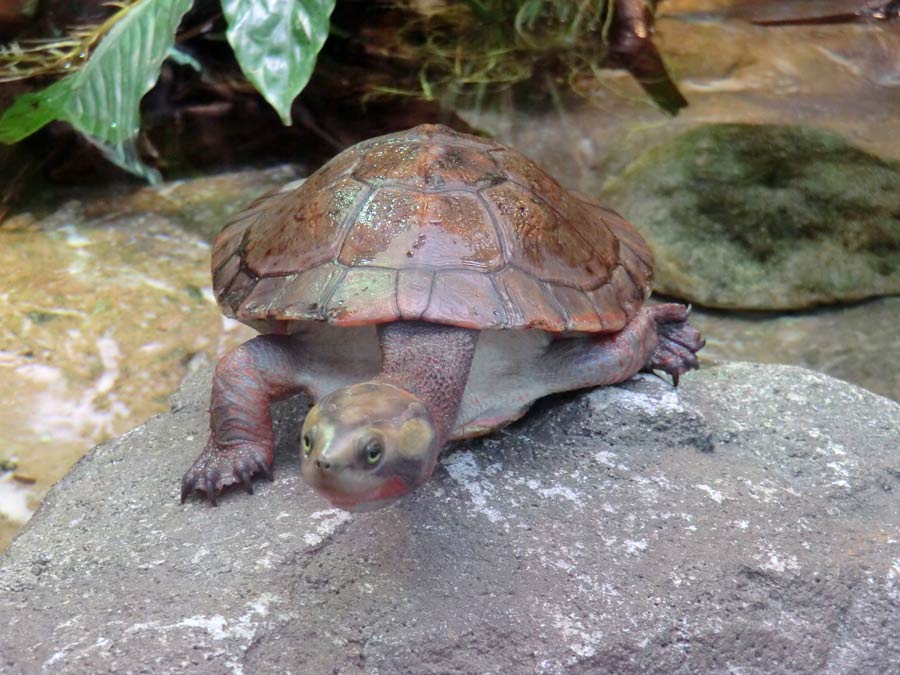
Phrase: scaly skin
[
  {"left": 644, "top": 303, "right": 705, "bottom": 386},
  {"left": 376, "top": 321, "right": 479, "bottom": 439},
  {"left": 180, "top": 335, "right": 307, "bottom": 504},
  {"left": 300, "top": 322, "right": 478, "bottom": 511},
  {"left": 181, "top": 323, "right": 479, "bottom": 506},
  {"left": 520, "top": 303, "right": 703, "bottom": 395},
  {"left": 181, "top": 305, "right": 703, "bottom": 507}
]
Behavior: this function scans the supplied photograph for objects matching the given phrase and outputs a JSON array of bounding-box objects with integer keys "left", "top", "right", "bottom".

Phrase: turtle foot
[
  {"left": 646, "top": 303, "right": 705, "bottom": 386},
  {"left": 180, "top": 438, "right": 273, "bottom": 506}
]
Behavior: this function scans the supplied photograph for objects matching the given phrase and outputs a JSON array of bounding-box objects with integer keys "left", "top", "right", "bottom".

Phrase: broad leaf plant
[{"left": 0, "top": 0, "right": 336, "bottom": 182}]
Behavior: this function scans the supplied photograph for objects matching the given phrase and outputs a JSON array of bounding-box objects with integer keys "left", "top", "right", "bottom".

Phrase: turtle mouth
[
  {"left": 330, "top": 494, "right": 403, "bottom": 513},
  {"left": 309, "top": 475, "right": 413, "bottom": 512},
  {"left": 314, "top": 487, "right": 405, "bottom": 513}
]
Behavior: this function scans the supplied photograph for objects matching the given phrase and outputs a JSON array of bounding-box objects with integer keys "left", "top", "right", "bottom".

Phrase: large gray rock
[
  {"left": 601, "top": 124, "right": 900, "bottom": 310},
  {"left": 1, "top": 363, "right": 898, "bottom": 674}
]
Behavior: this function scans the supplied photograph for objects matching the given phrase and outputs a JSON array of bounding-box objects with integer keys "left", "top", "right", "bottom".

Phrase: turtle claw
[
  {"left": 236, "top": 467, "right": 254, "bottom": 495},
  {"left": 256, "top": 459, "right": 274, "bottom": 482},
  {"left": 180, "top": 438, "right": 273, "bottom": 505},
  {"left": 180, "top": 478, "right": 193, "bottom": 504},
  {"left": 646, "top": 303, "right": 705, "bottom": 386}
]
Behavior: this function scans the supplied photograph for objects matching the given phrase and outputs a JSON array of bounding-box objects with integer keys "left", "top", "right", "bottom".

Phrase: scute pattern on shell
[{"left": 213, "top": 124, "right": 653, "bottom": 333}]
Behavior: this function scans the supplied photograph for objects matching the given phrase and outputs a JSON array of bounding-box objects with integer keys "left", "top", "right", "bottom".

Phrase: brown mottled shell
[{"left": 213, "top": 124, "right": 653, "bottom": 334}]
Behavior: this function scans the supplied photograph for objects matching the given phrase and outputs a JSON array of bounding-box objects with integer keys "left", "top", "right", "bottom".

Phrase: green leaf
[
  {"left": 0, "top": 0, "right": 193, "bottom": 181},
  {"left": 92, "top": 136, "right": 162, "bottom": 184},
  {"left": 222, "top": 0, "right": 336, "bottom": 126},
  {"left": 62, "top": 0, "right": 194, "bottom": 144},
  {"left": 0, "top": 77, "right": 74, "bottom": 144}
]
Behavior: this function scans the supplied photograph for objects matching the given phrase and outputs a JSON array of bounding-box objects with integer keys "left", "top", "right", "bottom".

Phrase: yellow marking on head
[
  {"left": 302, "top": 406, "right": 337, "bottom": 456},
  {"left": 304, "top": 404, "right": 320, "bottom": 427},
  {"left": 301, "top": 381, "right": 441, "bottom": 510},
  {"left": 396, "top": 417, "right": 435, "bottom": 460}
]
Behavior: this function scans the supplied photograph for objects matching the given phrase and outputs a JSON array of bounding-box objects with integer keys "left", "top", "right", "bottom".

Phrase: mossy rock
[{"left": 601, "top": 124, "right": 900, "bottom": 309}]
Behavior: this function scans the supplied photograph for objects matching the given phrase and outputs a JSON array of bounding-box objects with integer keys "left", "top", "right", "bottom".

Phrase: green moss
[
  {"left": 602, "top": 124, "right": 900, "bottom": 309},
  {"left": 25, "top": 311, "right": 57, "bottom": 325},
  {"left": 185, "top": 285, "right": 204, "bottom": 302}
]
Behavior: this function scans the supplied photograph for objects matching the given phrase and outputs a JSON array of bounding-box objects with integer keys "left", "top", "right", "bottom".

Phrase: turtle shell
[{"left": 213, "top": 124, "right": 653, "bottom": 334}]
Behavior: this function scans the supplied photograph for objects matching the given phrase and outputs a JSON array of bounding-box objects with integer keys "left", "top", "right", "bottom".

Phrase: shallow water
[{"left": 0, "top": 200, "right": 256, "bottom": 550}]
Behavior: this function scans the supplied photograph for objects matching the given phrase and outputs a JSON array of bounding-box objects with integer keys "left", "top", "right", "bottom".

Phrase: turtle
[{"left": 181, "top": 124, "right": 705, "bottom": 511}]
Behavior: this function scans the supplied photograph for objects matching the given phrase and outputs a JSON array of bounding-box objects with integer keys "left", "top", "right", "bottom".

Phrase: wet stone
[
  {"left": 601, "top": 124, "right": 900, "bottom": 310},
  {"left": 690, "top": 296, "right": 900, "bottom": 403}
]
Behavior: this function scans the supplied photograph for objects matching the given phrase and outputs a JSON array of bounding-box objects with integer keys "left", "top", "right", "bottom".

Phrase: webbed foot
[
  {"left": 180, "top": 438, "right": 273, "bottom": 505},
  {"left": 646, "top": 303, "right": 705, "bottom": 386}
]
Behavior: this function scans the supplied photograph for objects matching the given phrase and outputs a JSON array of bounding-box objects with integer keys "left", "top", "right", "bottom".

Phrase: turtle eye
[
  {"left": 363, "top": 438, "right": 383, "bottom": 465},
  {"left": 302, "top": 431, "right": 313, "bottom": 456}
]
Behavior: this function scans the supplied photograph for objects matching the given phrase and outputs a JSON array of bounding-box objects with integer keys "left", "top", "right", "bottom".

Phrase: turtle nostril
[{"left": 316, "top": 457, "right": 331, "bottom": 470}]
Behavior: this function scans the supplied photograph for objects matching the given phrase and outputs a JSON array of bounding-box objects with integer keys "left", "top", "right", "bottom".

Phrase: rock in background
[
  {"left": 690, "top": 296, "right": 900, "bottom": 402},
  {"left": 0, "top": 363, "right": 897, "bottom": 674},
  {"left": 602, "top": 124, "right": 900, "bottom": 309}
]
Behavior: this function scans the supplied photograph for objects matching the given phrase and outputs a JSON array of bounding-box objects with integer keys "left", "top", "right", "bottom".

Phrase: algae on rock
[{"left": 602, "top": 123, "right": 900, "bottom": 309}]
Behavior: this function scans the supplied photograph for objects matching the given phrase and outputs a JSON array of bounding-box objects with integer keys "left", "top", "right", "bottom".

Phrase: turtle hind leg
[
  {"left": 644, "top": 303, "right": 705, "bottom": 386},
  {"left": 451, "top": 305, "right": 704, "bottom": 437}
]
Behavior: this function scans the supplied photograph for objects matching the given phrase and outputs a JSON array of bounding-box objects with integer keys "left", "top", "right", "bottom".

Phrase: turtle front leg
[{"left": 181, "top": 335, "right": 308, "bottom": 505}]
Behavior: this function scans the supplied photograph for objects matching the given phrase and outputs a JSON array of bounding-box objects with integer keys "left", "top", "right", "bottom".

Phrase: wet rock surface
[
  {"left": 690, "top": 296, "right": 900, "bottom": 402},
  {"left": 603, "top": 124, "right": 900, "bottom": 309},
  {"left": 1, "top": 363, "right": 897, "bottom": 674}
]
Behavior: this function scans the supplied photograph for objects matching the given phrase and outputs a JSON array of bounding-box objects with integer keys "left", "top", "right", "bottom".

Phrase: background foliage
[{"left": 0, "top": 0, "right": 337, "bottom": 181}]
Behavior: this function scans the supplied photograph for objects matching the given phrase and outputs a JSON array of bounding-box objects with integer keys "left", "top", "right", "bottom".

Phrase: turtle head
[{"left": 300, "top": 382, "right": 439, "bottom": 512}]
